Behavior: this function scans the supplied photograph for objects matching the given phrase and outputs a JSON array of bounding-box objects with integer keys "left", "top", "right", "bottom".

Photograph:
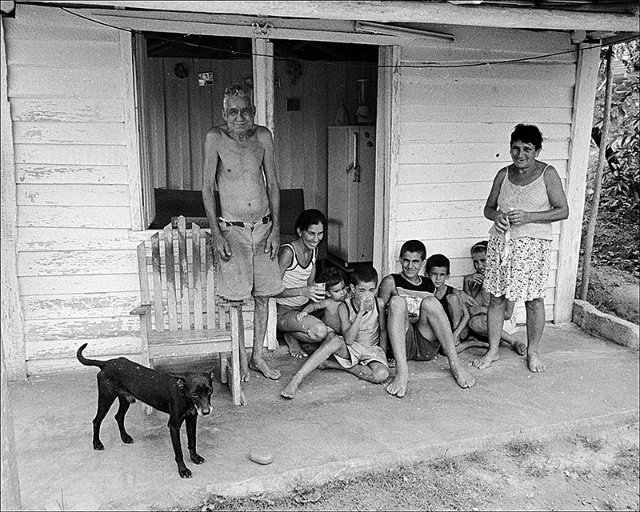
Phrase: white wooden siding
[
  {"left": 394, "top": 26, "right": 577, "bottom": 323},
  {"left": 5, "top": 4, "right": 141, "bottom": 373}
]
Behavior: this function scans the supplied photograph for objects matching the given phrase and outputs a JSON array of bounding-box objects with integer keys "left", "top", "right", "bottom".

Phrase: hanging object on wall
[
  {"left": 286, "top": 60, "right": 303, "bottom": 85},
  {"left": 334, "top": 101, "right": 349, "bottom": 125},
  {"left": 355, "top": 78, "right": 374, "bottom": 124},
  {"left": 197, "top": 72, "right": 214, "bottom": 86},
  {"left": 174, "top": 62, "right": 189, "bottom": 79}
]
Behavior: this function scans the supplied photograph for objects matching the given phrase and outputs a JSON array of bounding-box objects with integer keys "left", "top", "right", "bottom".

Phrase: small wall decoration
[
  {"left": 173, "top": 62, "right": 189, "bottom": 79},
  {"left": 243, "top": 77, "right": 254, "bottom": 88},
  {"left": 198, "top": 72, "right": 214, "bottom": 86}
]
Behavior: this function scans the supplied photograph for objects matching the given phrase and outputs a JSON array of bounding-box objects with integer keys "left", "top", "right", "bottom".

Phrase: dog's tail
[{"left": 76, "top": 343, "right": 106, "bottom": 369}]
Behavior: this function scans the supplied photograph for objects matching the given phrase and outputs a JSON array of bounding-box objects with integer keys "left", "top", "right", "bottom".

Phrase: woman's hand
[
  {"left": 494, "top": 211, "right": 510, "bottom": 233},
  {"left": 507, "top": 209, "right": 529, "bottom": 227},
  {"left": 296, "top": 311, "right": 308, "bottom": 321}
]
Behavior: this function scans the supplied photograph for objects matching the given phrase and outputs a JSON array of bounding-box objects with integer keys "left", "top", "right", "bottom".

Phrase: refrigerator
[{"left": 327, "top": 125, "right": 376, "bottom": 266}]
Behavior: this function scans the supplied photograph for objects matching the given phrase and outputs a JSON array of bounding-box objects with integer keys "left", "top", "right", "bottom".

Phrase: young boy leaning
[
  {"left": 295, "top": 266, "right": 349, "bottom": 334},
  {"left": 280, "top": 266, "right": 390, "bottom": 399}
]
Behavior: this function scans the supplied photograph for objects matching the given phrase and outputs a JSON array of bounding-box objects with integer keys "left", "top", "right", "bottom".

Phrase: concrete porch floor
[{"left": 8, "top": 323, "right": 639, "bottom": 511}]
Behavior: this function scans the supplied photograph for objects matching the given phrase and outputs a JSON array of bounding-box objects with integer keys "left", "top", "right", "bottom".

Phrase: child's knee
[
  {"left": 308, "top": 322, "right": 328, "bottom": 342},
  {"left": 371, "top": 365, "right": 389, "bottom": 383},
  {"left": 388, "top": 295, "right": 407, "bottom": 313}
]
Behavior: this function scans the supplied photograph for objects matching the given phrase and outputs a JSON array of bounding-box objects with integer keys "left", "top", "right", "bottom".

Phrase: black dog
[{"left": 77, "top": 343, "right": 214, "bottom": 478}]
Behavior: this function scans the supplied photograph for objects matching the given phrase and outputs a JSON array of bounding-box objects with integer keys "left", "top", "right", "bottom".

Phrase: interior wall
[{"left": 146, "top": 55, "right": 377, "bottom": 215}]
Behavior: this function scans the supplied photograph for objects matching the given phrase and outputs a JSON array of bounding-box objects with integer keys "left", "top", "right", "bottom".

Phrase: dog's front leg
[
  {"left": 185, "top": 415, "right": 205, "bottom": 465},
  {"left": 168, "top": 418, "right": 191, "bottom": 478}
]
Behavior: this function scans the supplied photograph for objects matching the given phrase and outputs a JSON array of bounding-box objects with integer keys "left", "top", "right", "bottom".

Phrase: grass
[{"left": 505, "top": 438, "right": 543, "bottom": 459}]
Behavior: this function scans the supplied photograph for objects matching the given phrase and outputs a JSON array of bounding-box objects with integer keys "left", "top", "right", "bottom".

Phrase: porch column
[
  {"left": 554, "top": 43, "right": 600, "bottom": 323},
  {"left": 251, "top": 37, "right": 274, "bottom": 134},
  {"left": 1, "top": 18, "right": 27, "bottom": 379}
]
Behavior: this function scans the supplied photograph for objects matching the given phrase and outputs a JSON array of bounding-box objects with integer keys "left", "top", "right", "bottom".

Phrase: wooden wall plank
[
  {"left": 25, "top": 316, "right": 139, "bottom": 343},
  {"left": 18, "top": 250, "right": 138, "bottom": 276},
  {"left": 5, "top": 39, "right": 120, "bottom": 68},
  {"left": 17, "top": 227, "right": 135, "bottom": 251},
  {"left": 10, "top": 98, "right": 124, "bottom": 123},
  {"left": 25, "top": 336, "right": 142, "bottom": 362},
  {"left": 399, "top": 105, "right": 573, "bottom": 125},
  {"left": 400, "top": 122, "right": 570, "bottom": 144},
  {"left": 8, "top": 67, "right": 122, "bottom": 98},
  {"left": 16, "top": 184, "right": 130, "bottom": 207},
  {"left": 398, "top": 141, "right": 569, "bottom": 165},
  {"left": 22, "top": 292, "right": 140, "bottom": 320},
  {"left": 397, "top": 199, "right": 487, "bottom": 221},
  {"left": 14, "top": 144, "right": 127, "bottom": 165},
  {"left": 13, "top": 121, "right": 125, "bottom": 145},
  {"left": 15, "top": 164, "right": 129, "bottom": 185},
  {"left": 19, "top": 274, "right": 139, "bottom": 295},
  {"left": 17, "top": 205, "right": 131, "bottom": 228}
]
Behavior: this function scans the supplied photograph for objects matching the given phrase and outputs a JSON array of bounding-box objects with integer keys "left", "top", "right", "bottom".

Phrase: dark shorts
[{"left": 404, "top": 323, "right": 441, "bottom": 361}]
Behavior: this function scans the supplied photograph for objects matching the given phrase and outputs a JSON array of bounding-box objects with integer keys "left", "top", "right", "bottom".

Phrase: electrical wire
[{"left": 55, "top": 5, "right": 639, "bottom": 69}]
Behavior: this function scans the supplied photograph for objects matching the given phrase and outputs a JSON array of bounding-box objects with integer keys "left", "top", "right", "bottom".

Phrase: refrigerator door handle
[{"left": 352, "top": 131, "right": 361, "bottom": 182}]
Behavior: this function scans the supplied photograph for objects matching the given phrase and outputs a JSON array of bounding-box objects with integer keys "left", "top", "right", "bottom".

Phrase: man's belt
[{"left": 219, "top": 213, "right": 271, "bottom": 228}]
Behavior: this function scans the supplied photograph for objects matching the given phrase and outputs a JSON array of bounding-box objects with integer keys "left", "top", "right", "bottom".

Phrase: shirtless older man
[{"left": 203, "top": 84, "right": 284, "bottom": 381}]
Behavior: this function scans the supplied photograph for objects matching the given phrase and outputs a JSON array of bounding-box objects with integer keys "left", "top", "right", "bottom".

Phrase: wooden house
[{"left": 1, "top": 0, "right": 638, "bottom": 379}]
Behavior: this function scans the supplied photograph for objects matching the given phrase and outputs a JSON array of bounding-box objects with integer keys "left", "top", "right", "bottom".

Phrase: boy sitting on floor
[
  {"left": 280, "top": 265, "right": 389, "bottom": 399},
  {"left": 295, "top": 266, "right": 349, "bottom": 334}
]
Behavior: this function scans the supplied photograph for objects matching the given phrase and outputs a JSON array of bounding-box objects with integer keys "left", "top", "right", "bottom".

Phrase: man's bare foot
[
  {"left": 280, "top": 380, "right": 299, "bottom": 399},
  {"left": 240, "top": 364, "right": 250, "bottom": 382},
  {"left": 451, "top": 365, "right": 476, "bottom": 388},
  {"left": 512, "top": 340, "right": 527, "bottom": 356},
  {"left": 284, "top": 333, "right": 308, "bottom": 358},
  {"left": 527, "top": 353, "right": 546, "bottom": 372},
  {"left": 385, "top": 368, "right": 407, "bottom": 397},
  {"left": 249, "top": 358, "right": 281, "bottom": 380},
  {"left": 472, "top": 349, "right": 499, "bottom": 370}
]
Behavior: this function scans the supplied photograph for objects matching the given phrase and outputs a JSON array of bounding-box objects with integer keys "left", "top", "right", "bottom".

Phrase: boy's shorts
[
  {"left": 334, "top": 341, "right": 388, "bottom": 369},
  {"left": 404, "top": 323, "right": 441, "bottom": 361},
  {"left": 215, "top": 220, "right": 285, "bottom": 301}
]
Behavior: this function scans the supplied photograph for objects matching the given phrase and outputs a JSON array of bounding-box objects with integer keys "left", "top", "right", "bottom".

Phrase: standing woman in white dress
[{"left": 473, "top": 124, "right": 569, "bottom": 372}]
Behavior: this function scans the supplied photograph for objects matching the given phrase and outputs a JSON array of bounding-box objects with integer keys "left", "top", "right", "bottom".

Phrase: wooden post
[
  {"left": 581, "top": 47, "right": 613, "bottom": 300},
  {"left": 1, "top": 337, "right": 22, "bottom": 511},
  {"left": 251, "top": 37, "right": 274, "bottom": 134},
  {"left": 0, "top": 18, "right": 26, "bottom": 380},
  {"left": 553, "top": 43, "right": 600, "bottom": 323}
]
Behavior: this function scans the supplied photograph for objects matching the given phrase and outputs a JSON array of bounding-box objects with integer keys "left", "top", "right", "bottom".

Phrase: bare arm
[
  {"left": 506, "top": 166, "right": 569, "bottom": 226},
  {"left": 484, "top": 167, "right": 509, "bottom": 233},
  {"left": 377, "top": 275, "right": 397, "bottom": 305},
  {"left": 202, "top": 130, "right": 231, "bottom": 261},
  {"left": 449, "top": 291, "right": 470, "bottom": 341},
  {"left": 339, "top": 302, "right": 364, "bottom": 346},
  {"left": 258, "top": 127, "right": 280, "bottom": 259}
]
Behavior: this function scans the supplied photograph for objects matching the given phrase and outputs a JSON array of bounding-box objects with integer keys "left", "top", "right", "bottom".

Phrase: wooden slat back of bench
[{"left": 139, "top": 217, "right": 219, "bottom": 334}]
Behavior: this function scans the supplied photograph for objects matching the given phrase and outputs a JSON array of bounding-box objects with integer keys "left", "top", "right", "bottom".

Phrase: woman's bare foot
[
  {"left": 527, "top": 353, "right": 546, "bottom": 372},
  {"left": 472, "top": 349, "right": 499, "bottom": 370},
  {"left": 280, "top": 379, "right": 300, "bottom": 399},
  {"left": 284, "top": 333, "right": 308, "bottom": 358},
  {"left": 385, "top": 368, "right": 407, "bottom": 397},
  {"left": 249, "top": 358, "right": 281, "bottom": 380},
  {"left": 512, "top": 340, "right": 527, "bottom": 356},
  {"left": 451, "top": 365, "right": 476, "bottom": 388}
]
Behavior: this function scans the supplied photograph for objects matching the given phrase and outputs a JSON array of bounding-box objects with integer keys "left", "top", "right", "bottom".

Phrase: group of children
[{"left": 280, "top": 240, "right": 522, "bottom": 399}]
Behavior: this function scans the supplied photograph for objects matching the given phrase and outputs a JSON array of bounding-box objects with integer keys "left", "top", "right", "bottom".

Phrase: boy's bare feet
[
  {"left": 451, "top": 364, "right": 476, "bottom": 388},
  {"left": 512, "top": 340, "right": 527, "bottom": 356},
  {"left": 472, "top": 349, "right": 499, "bottom": 370},
  {"left": 249, "top": 358, "right": 281, "bottom": 380},
  {"left": 284, "top": 333, "right": 308, "bottom": 358},
  {"left": 280, "top": 379, "right": 299, "bottom": 399},
  {"left": 527, "top": 353, "right": 546, "bottom": 372},
  {"left": 385, "top": 368, "right": 407, "bottom": 397}
]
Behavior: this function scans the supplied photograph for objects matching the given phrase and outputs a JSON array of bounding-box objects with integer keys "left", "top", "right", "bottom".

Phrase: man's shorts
[
  {"left": 215, "top": 220, "right": 284, "bottom": 301},
  {"left": 334, "top": 341, "right": 389, "bottom": 369},
  {"left": 404, "top": 323, "right": 441, "bottom": 361}
]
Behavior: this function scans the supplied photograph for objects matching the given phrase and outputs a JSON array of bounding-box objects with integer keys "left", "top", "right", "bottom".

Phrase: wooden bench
[{"left": 131, "top": 216, "right": 256, "bottom": 405}]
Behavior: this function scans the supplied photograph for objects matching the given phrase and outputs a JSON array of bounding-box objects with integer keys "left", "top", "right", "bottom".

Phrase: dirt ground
[
  {"left": 195, "top": 420, "right": 639, "bottom": 511},
  {"left": 587, "top": 264, "right": 639, "bottom": 324}
]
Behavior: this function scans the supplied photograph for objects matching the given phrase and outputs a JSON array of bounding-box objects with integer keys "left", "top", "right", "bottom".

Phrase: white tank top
[
  {"left": 489, "top": 164, "right": 553, "bottom": 241},
  {"left": 346, "top": 297, "right": 380, "bottom": 347},
  {"left": 276, "top": 243, "right": 317, "bottom": 308}
]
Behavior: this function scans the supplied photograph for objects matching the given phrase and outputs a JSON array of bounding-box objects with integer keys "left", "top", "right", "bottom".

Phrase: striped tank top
[
  {"left": 489, "top": 164, "right": 553, "bottom": 241},
  {"left": 275, "top": 243, "right": 317, "bottom": 308}
]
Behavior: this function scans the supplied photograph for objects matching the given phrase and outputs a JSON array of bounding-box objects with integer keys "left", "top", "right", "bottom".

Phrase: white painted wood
[
  {"left": 251, "top": 38, "right": 274, "bottom": 134},
  {"left": 16, "top": 184, "right": 130, "bottom": 207},
  {"left": 22, "top": 292, "right": 140, "bottom": 320},
  {"left": 18, "top": 250, "right": 138, "bottom": 276},
  {"left": 5, "top": 39, "right": 120, "bottom": 68},
  {"left": 13, "top": 122, "right": 125, "bottom": 145},
  {"left": 8, "top": 67, "right": 122, "bottom": 98},
  {"left": 17, "top": 205, "right": 131, "bottom": 228},
  {"left": 10, "top": 98, "right": 124, "bottom": 123},
  {"left": 400, "top": 122, "right": 571, "bottom": 144},
  {"left": 398, "top": 162, "right": 568, "bottom": 184},
  {"left": 15, "top": 164, "right": 129, "bottom": 185},
  {"left": 17, "top": 227, "right": 135, "bottom": 251},
  {"left": 554, "top": 44, "right": 600, "bottom": 323},
  {"left": 400, "top": 105, "right": 573, "bottom": 125},
  {"left": 25, "top": 336, "right": 142, "bottom": 360},
  {"left": 14, "top": 144, "right": 127, "bottom": 165},
  {"left": 25, "top": 316, "right": 140, "bottom": 343},
  {"left": 1, "top": 18, "right": 26, "bottom": 380},
  {"left": 19, "top": 274, "right": 139, "bottom": 295},
  {"left": 41, "top": 1, "right": 639, "bottom": 32}
]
